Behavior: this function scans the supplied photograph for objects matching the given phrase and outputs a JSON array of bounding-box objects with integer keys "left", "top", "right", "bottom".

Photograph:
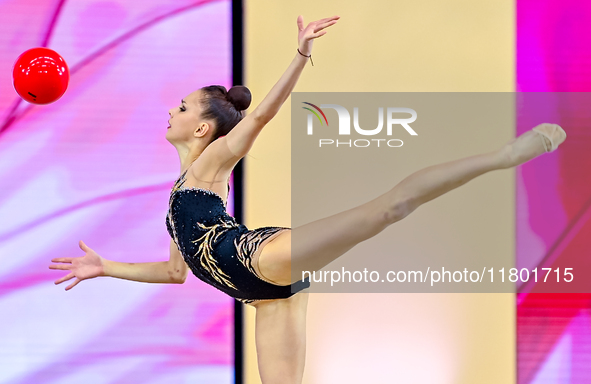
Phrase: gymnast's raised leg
[
  {"left": 255, "top": 123, "right": 567, "bottom": 286},
  {"left": 248, "top": 124, "right": 565, "bottom": 383}
]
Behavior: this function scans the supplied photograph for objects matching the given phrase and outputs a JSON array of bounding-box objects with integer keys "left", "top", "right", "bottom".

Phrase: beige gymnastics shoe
[{"left": 532, "top": 123, "right": 567, "bottom": 153}]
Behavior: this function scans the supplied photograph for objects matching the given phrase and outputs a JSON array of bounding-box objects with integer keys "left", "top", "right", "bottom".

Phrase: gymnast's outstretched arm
[
  {"left": 49, "top": 239, "right": 188, "bottom": 290},
  {"left": 223, "top": 15, "right": 339, "bottom": 158}
]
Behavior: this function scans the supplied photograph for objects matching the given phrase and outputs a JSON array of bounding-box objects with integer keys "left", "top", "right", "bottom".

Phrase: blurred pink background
[
  {"left": 0, "top": 1, "right": 236, "bottom": 383},
  {"left": 517, "top": 0, "right": 591, "bottom": 382}
]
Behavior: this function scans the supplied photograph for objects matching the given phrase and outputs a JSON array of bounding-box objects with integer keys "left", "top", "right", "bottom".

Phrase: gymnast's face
[{"left": 166, "top": 90, "right": 213, "bottom": 146}]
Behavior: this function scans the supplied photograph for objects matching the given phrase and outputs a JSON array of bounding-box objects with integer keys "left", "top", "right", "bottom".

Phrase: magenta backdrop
[
  {"left": 0, "top": 1, "right": 235, "bottom": 383},
  {"left": 517, "top": 0, "right": 591, "bottom": 383}
]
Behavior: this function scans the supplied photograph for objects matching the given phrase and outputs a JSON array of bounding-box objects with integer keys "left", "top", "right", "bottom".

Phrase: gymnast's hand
[
  {"left": 297, "top": 15, "right": 340, "bottom": 56},
  {"left": 49, "top": 240, "right": 105, "bottom": 290}
]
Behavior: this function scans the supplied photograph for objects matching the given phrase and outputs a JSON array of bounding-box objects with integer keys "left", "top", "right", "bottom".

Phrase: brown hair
[{"left": 199, "top": 85, "right": 252, "bottom": 142}]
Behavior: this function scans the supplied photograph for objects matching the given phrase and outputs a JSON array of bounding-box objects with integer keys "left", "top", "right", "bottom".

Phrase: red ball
[{"left": 12, "top": 47, "right": 70, "bottom": 105}]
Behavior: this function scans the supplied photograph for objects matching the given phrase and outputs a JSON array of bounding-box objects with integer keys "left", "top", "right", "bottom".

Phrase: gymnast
[{"left": 49, "top": 14, "right": 566, "bottom": 384}]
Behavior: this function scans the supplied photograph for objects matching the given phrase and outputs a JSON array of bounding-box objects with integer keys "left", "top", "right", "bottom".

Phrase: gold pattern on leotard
[
  {"left": 237, "top": 298, "right": 258, "bottom": 305},
  {"left": 192, "top": 218, "right": 240, "bottom": 290},
  {"left": 234, "top": 227, "right": 289, "bottom": 282}
]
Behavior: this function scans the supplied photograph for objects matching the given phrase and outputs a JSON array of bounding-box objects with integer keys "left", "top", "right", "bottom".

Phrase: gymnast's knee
[{"left": 382, "top": 197, "right": 416, "bottom": 225}]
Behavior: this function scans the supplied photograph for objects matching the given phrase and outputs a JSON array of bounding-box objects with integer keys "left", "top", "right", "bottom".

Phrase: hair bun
[{"left": 227, "top": 85, "right": 252, "bottom": 111}]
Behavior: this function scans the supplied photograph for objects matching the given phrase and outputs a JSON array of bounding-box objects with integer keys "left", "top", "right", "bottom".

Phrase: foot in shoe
[
  {"left": 532, "top": 123, "right": 567, "bottom": 153},
  {"left": 500, "top": 123, "right": 567, "bottom": 168}
]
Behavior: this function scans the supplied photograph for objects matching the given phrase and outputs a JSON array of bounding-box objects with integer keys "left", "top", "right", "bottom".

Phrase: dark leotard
[{"left": 166, "top": 169, "right": 309, "bottom": 304}]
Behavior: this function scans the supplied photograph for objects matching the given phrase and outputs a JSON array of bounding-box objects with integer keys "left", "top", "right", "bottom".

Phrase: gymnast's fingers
[
  {"left": 310, "top": 30, "right": 328, "bottom": 39},
  {"left": 51, "top": 257, "right": 73, "bottom": 263},
  {"left": 297, "top": 15, "right": 304, "bottom": 31},
  {"left": 65, "top": 278, "right": 81, "bottom": 291},
  {"left": 313, "top": 20, "right": 338, "bottom": 33},
  {"left": 49, "top": 264, "right": 72, "bottom": 270},
  {"left": 313, "top": 15, "right": 340, "bottom": 26},
  {"left": 55, "top": 272, "right": 75, "bottom": 285}
]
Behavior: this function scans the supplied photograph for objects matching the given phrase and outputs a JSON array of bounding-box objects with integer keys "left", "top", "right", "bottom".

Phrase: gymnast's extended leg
[{"left": 254, "top": 124, "right": 566, "bottom": 285}]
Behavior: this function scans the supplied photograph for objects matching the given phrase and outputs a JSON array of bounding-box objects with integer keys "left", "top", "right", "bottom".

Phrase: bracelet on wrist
[{"left": 297, "top": 48, "right": 314, "bottom": 66}]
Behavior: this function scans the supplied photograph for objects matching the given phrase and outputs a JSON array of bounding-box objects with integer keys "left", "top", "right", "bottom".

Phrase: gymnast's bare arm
[
  {"left": 217, "top": 15, "right": 339, "bottom": 161},
  {"left": 49, "top": 239, "right": 188, "bottom": 291}
]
